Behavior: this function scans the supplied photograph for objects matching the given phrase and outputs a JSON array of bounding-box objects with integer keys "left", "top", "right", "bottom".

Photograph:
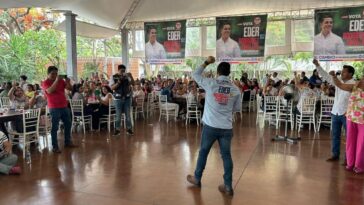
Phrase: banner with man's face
[
  {"left": 144, "top": 20, "right": 186, "bottom": 64},
  {"left": 215, "top": 15, "right": 267, "bottom": 63},
  {"left": 314, "top": 6, "right": 364, "bottom": 61}
]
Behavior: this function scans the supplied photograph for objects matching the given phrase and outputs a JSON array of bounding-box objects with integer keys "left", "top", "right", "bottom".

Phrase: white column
[
  {"left": 285, "top": 19, "right": 292, "bottom": 55},
  {"left": 103, "top": 40, "right": 108, "bottom": 74},
  {"left": 112, "top": 58, "right": 115, "bottom": 75},
  {"left": 65, "top": 12, "right": 78, "bottom": 82},
  {"left": 121, "top": 29, "right": 129, "bottom": 69}
]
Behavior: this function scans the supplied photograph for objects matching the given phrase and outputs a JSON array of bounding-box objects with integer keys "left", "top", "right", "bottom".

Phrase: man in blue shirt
[{"left": 186, "top": 56, "right": 241, "bottom": 196}]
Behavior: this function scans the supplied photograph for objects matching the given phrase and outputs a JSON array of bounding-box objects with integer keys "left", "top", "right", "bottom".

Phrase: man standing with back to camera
[
  {"left": 110, "top": 64, "right": 135, "bottom": 136},
  {"left": 187, "top": 56, "right": 241, "bottom": 196}
]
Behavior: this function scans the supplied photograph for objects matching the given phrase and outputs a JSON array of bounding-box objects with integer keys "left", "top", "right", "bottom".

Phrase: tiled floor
[{"left": 0, "top": 113, "right": 363, "bottom": 205}]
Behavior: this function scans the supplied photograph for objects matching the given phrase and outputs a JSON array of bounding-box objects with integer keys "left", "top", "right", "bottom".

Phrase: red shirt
[
  {"left": 242, "top": 84, "right": 249, "bottom": 92},
  {"left": 41, "top": 79, "right": 68, "bottom": 108}
]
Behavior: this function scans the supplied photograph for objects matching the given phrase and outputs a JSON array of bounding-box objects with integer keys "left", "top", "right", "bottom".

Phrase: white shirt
[
  {"left": 271, "top": 76, "right": 280, "bottom": 84},
  {"left": 145, "top": 41, "right": 166, "bottom": 60},
  {"left": 20, "top": 82, "right": 28, "bottom": 92},
  {"left": 216, "top": 37, "right": 240, "bottom": 59},
  {"left": 187, "top": 91, "right": 198, "bottom": 104},
  {"left": 316, "top": 65, "right": 355, "bottom": 115},
  {"left": 133, "top": 90, "right": 144, "bottom": 98},
  {"left": 296, "top": 87, "right": 317, "bottom": 113},
  {"left": 314, "top": 32, "right": 345, "bottom": 55}
]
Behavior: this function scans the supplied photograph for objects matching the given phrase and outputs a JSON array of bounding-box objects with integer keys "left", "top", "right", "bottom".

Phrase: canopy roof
[
  {"left": 1, "top": 0, "right": 363, "bottom": 29},
  {"left": 55, "top": 20, "right": 119, "bottom": 38}
]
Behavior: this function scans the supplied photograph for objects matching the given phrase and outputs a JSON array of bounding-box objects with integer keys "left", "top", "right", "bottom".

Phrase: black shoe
[
  {"left": 113, "top": 130, "right": 121, "bottom": 136},
  {"left": 65, "top": 143, "right": 78, "bottom": 148},
  {"left": 218, "top": 184, "right": 234, "bottom": 196},
  {"left": 326, "top": 156, "right": 339, "bottom": 162},
  {"left": 52, "top": 148, "right": 62, "bottom": 153},
  {"left": 127, "top": 129, "right": 134, "bottom": 136},
  {"left": 186, "top": 175, "right": 201, "bottom": 187}
]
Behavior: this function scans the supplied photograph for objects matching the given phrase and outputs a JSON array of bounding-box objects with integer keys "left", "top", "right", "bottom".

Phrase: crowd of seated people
[
  {"left": 0, "top": 68, "right": 339, "bottom": 126},
  {"left": 0, "top": 65, "right": 357, "bottom": 177}
]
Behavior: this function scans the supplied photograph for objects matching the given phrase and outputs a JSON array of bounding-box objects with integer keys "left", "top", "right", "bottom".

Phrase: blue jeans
[
  {"left": 0, "top": 154, "right": 18, "bottom": 174},
  {"left": 331, "top": 114, "right": 347, "bottom": 158},
  {"left": 114, "top": 97, "right": 132, "bottom": 130},
  {"left": 194, "top": 124, "right": 233, "bottom": 189},
  {"left": 49, "top": 107, "right": 72, "bottom": 149}
]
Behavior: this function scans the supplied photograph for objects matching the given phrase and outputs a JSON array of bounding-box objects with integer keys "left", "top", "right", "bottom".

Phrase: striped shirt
[{"left": 0, "top": 132, "right": 9, "bottom": 158}]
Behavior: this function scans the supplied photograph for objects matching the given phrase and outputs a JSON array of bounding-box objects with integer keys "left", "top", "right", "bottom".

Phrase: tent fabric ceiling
[
  {"left": 129, "top": 0, "right": 364, "bottom": 22},
  {"left": 55, "top": 20, "right": 119, "bottom": 39},
  {"left": 1, "top": 0, "right": 364, "bottom": 29},
  {"left": 0, "top": 0, "right": 134, "bottom": 29}
]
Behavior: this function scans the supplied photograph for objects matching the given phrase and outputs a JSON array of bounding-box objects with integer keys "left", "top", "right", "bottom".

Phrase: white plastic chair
[
  {"left": 248, "top": 89, "right": 257, "bottom": 112},
  {"left": 185, "top": 95, "right": 201, "bottom": 125},
  {"left": 276, "top": 96, "right": 294, "bottom": 130},
  {"left": 256, "top": 94, "right": 263, "bottom": 114},
  {"left": 134, "top": 96, "right": 145, "bottom": 119},
  {"left": 38, "top": 107, "right": 50, "bottom": 146},
  {"left": 296, "top": 97, "right": 317, "bottom": 132},
  {"left": 317, "top": 96, "right": 334, "bottom": 132},
  {"left": 99, "top": 98, "right": 117, "bottom": 132},
  {"left": 236, "top": 92, "right": 244, "bottom": 119},
  {"left": 233, "top": 92, "right": 243, "bottom": 121},
  {"left": 159, "top": 95, "right": 177, "bottom": 122},
  {"left": 263, "top": 96, "right": 278, "bottom": 125},
  {"left": 9, "top": 108, "right": 41, "bottom": 159},
  {"left": 153, "top": 91, "right": 160, "bottom": 111},
  {"left": 146, "top": 93, "right": 155, "bottom": 117},
  {"left": 69, "top": 99, "right": 92, "bottom": 134},
  {"left": 0, "top": 97, "right": 10, "bottom": 108}
]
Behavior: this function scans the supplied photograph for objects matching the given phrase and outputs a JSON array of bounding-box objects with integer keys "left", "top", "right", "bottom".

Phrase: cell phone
[
  {"left": 95, "top": 89, "right": 101, "bottom": 97},
  {"left": 59, "top": 74, "right": 67, "bottom": 79}
]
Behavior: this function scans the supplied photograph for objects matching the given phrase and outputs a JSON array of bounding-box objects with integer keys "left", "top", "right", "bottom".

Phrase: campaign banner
[
  {"left": 314, "top": 6, "right": 364, "bottom": 61},
  {"left": 216, "top": 15, "right": 267, "bottom": 62},
  {"left": 144, "top": 20, "right": 186, "bottom": 64}
]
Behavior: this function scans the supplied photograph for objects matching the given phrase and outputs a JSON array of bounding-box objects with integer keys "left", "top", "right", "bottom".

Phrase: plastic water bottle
[{"left": 25, "top": 147, "right": 31, "bottom": 164}]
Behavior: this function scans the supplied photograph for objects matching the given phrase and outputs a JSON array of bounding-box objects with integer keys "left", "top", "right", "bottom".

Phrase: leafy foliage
[
  {"left": 0, "top": 8, "right": 55, "bottom": 39},
  {"left": 0, "top": 29, "right": 66, "bottom": 82},
  {"left": 352, "top": 62, "right": 364, "bottom": 80},
  {"left": 81, "top": 61, "right": 101, "bottom": 79}
]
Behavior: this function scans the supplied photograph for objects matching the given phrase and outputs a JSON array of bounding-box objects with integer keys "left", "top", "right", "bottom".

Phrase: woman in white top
[
  {"left": 133, "top": 84, "right": 145, "bottom": 99},
  {"left": 8, "top": 82, "right": 31, "bottom": 109},
  {"left": 293, "top": 72, "right": 316, "bottom": 114},
  {"left": 71, "top": 84, "right": 84, "bottom": 101},
  {"left": 93, "top": 85, "right": 113, "bottom": 130},
  {"left": 8, "top": 82, "right": 36, "bottom": 133}
]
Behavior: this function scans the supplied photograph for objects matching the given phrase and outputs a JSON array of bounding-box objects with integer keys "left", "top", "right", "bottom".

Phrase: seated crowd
[{"left": 0, "top": 59, "right": 362, "bottom": 175}]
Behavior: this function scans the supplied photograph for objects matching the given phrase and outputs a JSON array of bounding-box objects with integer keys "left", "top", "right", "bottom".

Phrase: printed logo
[{"left": 214, "top": 86, "right": 231, "bottom": 105}]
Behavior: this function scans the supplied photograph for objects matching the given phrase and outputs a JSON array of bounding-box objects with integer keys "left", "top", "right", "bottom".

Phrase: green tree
[
  {"left": 352, "top": 62, "right": 364, "bottom": 80},
  {"left": 0, "top": 29, "right": 66, "bottom": 82},
  {"left": 0, "top": 8, "right": 55, "bottom": 39},
  {"left": 266, "top": 20, "right": 285, "bottom": 46},
  {"left": 186, "top": 27, "right": 200, "bottom": 50},
  {"left": 81, "top": 61, "right": 101, "bottom": 79}
]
